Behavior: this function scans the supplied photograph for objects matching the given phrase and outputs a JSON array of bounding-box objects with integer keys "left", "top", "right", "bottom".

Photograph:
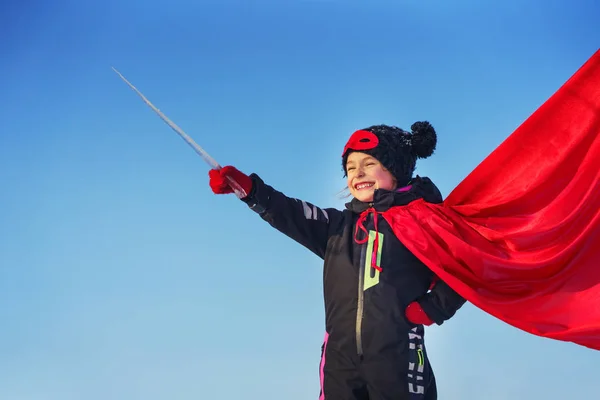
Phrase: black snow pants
[{"left": 318, "top": 325, "right": 437, "bottom": 400}]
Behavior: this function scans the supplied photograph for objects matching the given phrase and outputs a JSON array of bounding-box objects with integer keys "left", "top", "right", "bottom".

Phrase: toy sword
[{"left": 112, "top": 67, "right": 248, "bottom": 199}]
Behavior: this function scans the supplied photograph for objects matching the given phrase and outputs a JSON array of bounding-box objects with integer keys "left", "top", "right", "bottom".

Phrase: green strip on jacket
[{"left": 364, "top": 230, "right": 384, "bottom": 291}]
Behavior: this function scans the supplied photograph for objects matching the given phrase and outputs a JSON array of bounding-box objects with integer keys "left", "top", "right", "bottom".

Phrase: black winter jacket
[{"left": 242, "top": 174, "right": 465, "bottom": 398}]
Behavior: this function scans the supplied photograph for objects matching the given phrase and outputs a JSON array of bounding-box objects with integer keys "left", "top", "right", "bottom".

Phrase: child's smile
[{"left": 354, "top": 181, "right": 375, "bottom": 190}]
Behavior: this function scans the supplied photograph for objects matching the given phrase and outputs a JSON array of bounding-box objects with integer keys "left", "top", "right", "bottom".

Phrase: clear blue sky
[{"left": 1, "top": 1, "right": 599, "bottom": 399}]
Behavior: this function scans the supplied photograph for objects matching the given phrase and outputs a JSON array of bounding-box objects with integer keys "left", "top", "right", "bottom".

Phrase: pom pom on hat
[{"left": 410, "top": 121, "right": 437, "bottom": 159}]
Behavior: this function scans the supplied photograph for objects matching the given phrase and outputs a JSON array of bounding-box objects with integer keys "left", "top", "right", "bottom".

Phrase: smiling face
[{"left": 346, "top": 151, "right": 397, "bottom": 202}]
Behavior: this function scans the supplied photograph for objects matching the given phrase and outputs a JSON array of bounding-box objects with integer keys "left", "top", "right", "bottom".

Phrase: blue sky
[{"left": 1, "top": 1, "right": 599, "bottom": 399}]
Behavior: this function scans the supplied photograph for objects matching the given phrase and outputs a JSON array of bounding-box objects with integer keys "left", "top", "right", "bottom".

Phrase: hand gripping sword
[{"left": 112, "top": 67, "right": 248, "bottom": 199}]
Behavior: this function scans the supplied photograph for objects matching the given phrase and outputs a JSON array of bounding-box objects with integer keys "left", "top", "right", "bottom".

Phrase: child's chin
[{"left": 355, "top": 192, "right": 374, "bottom": 202}]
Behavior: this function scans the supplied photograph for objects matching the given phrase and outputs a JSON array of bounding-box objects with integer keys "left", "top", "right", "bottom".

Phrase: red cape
[{"left": 383, "top": 49, "right": 600, "bottom": 350}]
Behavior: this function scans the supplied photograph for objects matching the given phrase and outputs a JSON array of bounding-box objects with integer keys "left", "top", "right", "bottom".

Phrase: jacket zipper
[
  {"left": 355, "top": 203, "right": 373, "bottom": 356},
  {"left": 356, "top": 243, "right": 366, "bottom": 356}
]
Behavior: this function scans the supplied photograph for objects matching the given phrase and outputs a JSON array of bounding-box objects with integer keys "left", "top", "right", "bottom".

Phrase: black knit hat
[{"left": 342, "top": 121, "right": 437, "bottom": 186}]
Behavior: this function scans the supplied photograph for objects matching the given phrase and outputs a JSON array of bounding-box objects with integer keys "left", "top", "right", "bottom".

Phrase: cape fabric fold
[{"left": 383, "top": 49, "right": 600, "bottom": 350}]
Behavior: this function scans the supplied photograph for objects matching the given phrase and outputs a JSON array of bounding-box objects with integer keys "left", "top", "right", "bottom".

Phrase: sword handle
[{"left": 225, "top": 175, "right": 248, "bottom": 199}]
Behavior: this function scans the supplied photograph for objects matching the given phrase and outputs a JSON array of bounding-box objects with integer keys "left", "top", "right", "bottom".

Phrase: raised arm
[{"left": 209, "top": 166, "right": 342, "bottom": 259}]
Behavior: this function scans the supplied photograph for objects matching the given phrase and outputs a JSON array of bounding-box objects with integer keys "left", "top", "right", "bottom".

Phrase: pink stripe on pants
[{"left": 319, "top": 332, "right": 329, "bottom": 400}]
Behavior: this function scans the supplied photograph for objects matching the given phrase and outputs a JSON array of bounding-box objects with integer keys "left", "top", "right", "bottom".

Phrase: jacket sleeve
[
  {"left": 240, "top": 173, "right": 341, "bottom": 259},
  {"left": 417, "top": 279, "right": 466, "bottom": 325}
]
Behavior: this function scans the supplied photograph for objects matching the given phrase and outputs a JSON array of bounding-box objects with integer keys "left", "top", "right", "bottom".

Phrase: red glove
[
  {"left": 208, "top": 166, "right": 253, "bottom": 196},
  {"left": 405, "top": 302, "right": 434, "bottom": 326}
]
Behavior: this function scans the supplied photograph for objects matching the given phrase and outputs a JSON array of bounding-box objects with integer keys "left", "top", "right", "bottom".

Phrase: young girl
[{"left": 208, "top": 121, "right": 466, "bottom": 400}]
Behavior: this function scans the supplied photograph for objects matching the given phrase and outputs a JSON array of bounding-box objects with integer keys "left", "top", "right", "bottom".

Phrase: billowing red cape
[{"left": 383, "top": 49, "right": 600, "bottom": 350}]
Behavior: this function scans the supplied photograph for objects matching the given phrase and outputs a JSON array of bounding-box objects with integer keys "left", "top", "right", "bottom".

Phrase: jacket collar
[{"left": 345, "top": 176, "right": 443, "bottom": 213}]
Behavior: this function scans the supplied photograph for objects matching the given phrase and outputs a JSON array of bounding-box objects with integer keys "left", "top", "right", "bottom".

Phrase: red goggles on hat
[{"left": 342, "top": 130, "right": 379, "bottom": 157}]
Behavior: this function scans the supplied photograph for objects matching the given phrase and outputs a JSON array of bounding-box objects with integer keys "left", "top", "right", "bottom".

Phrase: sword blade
[{"left": 112, "top": 67, "right": 247, "bottom": 199}]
